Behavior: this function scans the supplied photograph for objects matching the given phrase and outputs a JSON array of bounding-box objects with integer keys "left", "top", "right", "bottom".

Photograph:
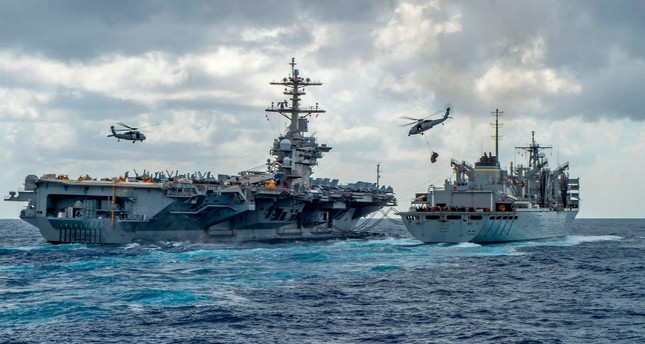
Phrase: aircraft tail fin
[{"left": 444, "top": 107, "right": 451, "bottom": 118}]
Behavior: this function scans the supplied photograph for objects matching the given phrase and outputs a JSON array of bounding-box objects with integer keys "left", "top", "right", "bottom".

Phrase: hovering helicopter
[
  {"left": 401, "top": 106, "right": 452, "bottom": 136},
  {"left": 108, "top": 122, "right": 147, "bottom": 143}
]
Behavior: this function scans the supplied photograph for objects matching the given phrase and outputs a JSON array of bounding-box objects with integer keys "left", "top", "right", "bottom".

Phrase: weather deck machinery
[
  {"left": 5, "top": 58, "right": 397, "bottom": 244},
  {"left": 398, "top": 109, "right": 580, "bottom": 244}
]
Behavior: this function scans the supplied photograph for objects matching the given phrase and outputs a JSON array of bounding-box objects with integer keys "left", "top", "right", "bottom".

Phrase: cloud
[
  {"left": 374, "top": 1, "right": 461, "bottom": 60},
  {"left": 1, "top": 0, "right": 644, "bottom": 219},
  {"left": 0, "top": 88, "right": 43, "bottom": 120},
  {"left": 474, "top": 62, "right": 582, "bottom": 111}
]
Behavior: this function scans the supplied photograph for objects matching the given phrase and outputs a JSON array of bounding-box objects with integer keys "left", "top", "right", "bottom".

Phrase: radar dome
[{"left": 279, "top": 139, "right": 292, "bottom": 150}]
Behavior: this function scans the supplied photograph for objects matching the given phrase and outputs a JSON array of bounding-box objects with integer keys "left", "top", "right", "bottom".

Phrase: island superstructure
[
  {"left": 398, "top": 110, "right": 579, "bottom": 243},
  {"left": 5, "top": 59, "right": 396, "bottom": 244}
]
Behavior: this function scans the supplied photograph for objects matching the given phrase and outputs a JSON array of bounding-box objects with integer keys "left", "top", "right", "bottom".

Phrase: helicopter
[
  {"left": 400, "top": 106, "right": 452, "bottom": 136},
  {"left": 108, "top": 122, "right": 147, "bottom": 143}
]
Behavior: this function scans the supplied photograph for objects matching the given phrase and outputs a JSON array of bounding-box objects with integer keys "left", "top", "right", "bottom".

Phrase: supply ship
[
  {"left": 398, "top": 110, "right": 579, "bottom": 243},
  {"left": 5, "top": 59, "right": 396, "bottom": 244}
]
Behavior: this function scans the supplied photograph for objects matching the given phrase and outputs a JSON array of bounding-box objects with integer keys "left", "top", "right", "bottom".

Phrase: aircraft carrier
[
  {"left": 398, "top": 110, "right": 579, "bottom": 243},
  {"left": 5, "top": 59, "right": 396, "bottom": 244}
]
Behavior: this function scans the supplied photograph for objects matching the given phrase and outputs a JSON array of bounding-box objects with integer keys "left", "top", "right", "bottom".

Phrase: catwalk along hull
[
  {"left": 400, "top": 208, "right": 578, "bottom": 244},
  {"left": 21, "top": 209, "right": 374, "bottom": 245},
  {"left": 6, "top": 59, "right": 395, "bottom": 244}
]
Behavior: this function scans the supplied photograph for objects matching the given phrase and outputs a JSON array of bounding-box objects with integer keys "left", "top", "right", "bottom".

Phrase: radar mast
[
  {"left": 266, "top": 58, "right": 331, "bottom": 188},
  {"left": 490, "top": 108, "right": 503, "bottom": 165}
]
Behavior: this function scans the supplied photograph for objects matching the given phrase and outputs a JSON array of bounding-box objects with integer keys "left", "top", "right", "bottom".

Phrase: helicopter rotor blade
[
  {"left": 116, "top": 122, "right": 138, "bottom": 130},
  {"left": 399, "top": 116, "right": 422, "bottom": 121},
  {"left": 399, "top": 106, "right": 449, "bottom": 126},
  {"left": 401, "top": 109, "right": 444, "bottom": 123},
  {"left": 135, "top": 123, "right": 158, "bottom": 130},
  {"left": 421, "top": 109, "right": 444, "bottom": 120}
]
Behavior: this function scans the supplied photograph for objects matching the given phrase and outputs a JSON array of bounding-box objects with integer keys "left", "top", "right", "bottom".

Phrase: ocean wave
[
  {"left": 565, "top": 234, "right": 623, "bottom": 243},
  {"left": 1, "top": 218, "right": 643, "bottom": 343}
]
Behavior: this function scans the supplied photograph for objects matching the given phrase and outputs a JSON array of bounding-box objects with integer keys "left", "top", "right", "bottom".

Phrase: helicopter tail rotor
[{"left": 444, "top": 103, "right": 453, "bottom": 118}]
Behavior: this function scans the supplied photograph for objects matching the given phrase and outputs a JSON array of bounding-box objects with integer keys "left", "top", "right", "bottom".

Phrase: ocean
[{"left": 1, "top": 218, "right": 643, "bottom": 343}]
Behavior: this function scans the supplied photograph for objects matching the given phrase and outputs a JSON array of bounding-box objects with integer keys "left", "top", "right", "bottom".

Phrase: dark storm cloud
[
  {"left": 0, "top": 0, "right": 296, "bottom": 60},
  {"left": 0, "top": 0, "right": 160, "bottom": 59},
  {"left": 46, "top": 90, "right": 148, "bottom": 120},
  {"left": 0, "top": 0, "right": 393, "bottom": 61},
  {"left": 2, "top": 0, "right": 642, "bottom": 124},
  {"left": 364, "top": 0, "right": 645, "bottom": 121},
  {"left": 445, "top": 0, "right": 644, "bottom": 70}
]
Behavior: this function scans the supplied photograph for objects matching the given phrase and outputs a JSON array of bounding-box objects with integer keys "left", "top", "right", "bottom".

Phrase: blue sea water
[{"left": 1, "top": 218, "right": 643, "bottom": 344}]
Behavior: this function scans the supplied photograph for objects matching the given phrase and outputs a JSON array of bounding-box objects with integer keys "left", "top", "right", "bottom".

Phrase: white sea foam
[
  {"left": 565, "top": 235, "right": 623, "bottom": 244},
  {"left": 451, "top": 242, "right": 482, "bottom": 248},
  {"left": 124, "top": 243, "right": 140, "bottom": 250},
  {"left": 211, "top": 290, "right": 250, "bottom": 305},
  {"left": 128, "top": 303, "right": 145, "bottom": 313}
]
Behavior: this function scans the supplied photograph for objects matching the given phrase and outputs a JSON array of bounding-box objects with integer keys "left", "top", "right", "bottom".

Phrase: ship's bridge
[{"left": 473, "top": 152, "right": 503, "bottom": 188}]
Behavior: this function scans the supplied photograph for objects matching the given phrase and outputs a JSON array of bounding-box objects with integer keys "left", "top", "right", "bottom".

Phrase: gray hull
[
  {"left": 22, "top": 216, "right": 363, "bottom": 244},
  {"left": 400, "top": 208, "right": 578, "bottom": 244},
  {"left": 10, "top": 179, "right": 389, "bottom": 244}
]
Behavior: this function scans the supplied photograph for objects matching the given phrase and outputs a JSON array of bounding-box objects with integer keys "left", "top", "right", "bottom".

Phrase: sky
[{"left": 1, "top": 0, "right": 644, "bottom": 219}]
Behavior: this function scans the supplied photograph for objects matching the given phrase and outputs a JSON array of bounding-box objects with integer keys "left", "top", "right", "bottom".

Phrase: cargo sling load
[
  {"left": 398, "top": 109, "right": 579, "bottom": 243},
  {"left": 5, "top": 59, "right": 396, "bottom": 244}
]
